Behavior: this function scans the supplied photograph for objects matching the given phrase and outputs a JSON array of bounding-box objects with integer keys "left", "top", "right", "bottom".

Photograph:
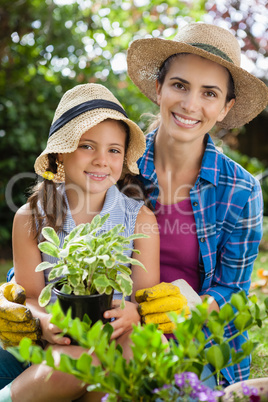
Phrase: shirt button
[
  {"left": 193, "top": 202, "right": 198, "bottom": 206},
  {"left": 200, "top": 237, "right": 205, "bottom": 243}
]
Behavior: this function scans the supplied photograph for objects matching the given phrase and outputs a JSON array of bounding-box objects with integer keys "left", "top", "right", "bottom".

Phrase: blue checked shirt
[{"left": 137, "top": 129, "right": 263, "bottom": 385}]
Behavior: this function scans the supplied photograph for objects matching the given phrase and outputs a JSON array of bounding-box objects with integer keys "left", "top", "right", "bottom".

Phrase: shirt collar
[
  {"left": 138, "top": 129, "right": 158, "bottom": 186},
  {"left": 139, "top": 131, "right": 221, "bottom": 187},
  {"left": 62, "top": 184, "right": 124, "bottom": 235},
  {"left": 198, "top": 134, "right": 221, "bottom": 186}
]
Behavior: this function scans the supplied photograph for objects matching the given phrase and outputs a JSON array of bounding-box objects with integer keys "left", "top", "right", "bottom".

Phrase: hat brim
[
  {"left": 127, "top": 38, "right": 268, "bottom": 129},
  {"left": 34, "top": 109, "right": 145, "bottom": 182}
]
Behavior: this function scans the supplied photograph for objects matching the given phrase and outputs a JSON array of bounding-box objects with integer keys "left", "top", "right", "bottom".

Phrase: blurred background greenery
[{"left": 1, "top": 0, "right": 268, "bottom": 258}]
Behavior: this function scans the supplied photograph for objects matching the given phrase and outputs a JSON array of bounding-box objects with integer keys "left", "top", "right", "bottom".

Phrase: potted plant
[
  {"left": 222, "top": 377, "right": 268, "bottom": 401},
  {"left": 36, "top": 213, "right": 147, "bottom": 324}
]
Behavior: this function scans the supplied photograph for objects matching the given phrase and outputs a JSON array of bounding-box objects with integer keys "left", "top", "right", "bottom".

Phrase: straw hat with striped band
[
  {"left": 127, "top": 22, "right": 268, "bottom": 129},
  {"left": 34, "top": 83, "right": 146, "bottom": 183}
]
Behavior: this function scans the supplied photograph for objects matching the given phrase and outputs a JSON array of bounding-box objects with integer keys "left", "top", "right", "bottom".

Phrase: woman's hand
[
  {"left": 40, "top": 313, "right": 71, "bottom": 345},
  {"left": 103, "top": 300, "right": 141, "bottom": 340}
]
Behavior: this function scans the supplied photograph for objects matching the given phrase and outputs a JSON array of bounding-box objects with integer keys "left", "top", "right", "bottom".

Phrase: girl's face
[
  {"left": 156, "top": 54, "right": 235, "bottom": 146},
  {"left": 59, "top": 119, "right": 126, "bottom": 198}
]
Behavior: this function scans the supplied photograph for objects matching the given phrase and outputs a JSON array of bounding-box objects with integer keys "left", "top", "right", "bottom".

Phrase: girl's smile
[{"left": 84, "top": 172, "right": 110, "bottom": 181}]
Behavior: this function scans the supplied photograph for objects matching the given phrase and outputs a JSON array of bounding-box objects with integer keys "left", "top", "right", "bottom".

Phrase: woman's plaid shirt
[{"left": 137, "top": 130, "right": 263, "bottom": 385}]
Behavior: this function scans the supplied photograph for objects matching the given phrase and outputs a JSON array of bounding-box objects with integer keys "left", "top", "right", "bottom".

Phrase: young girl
[{"left": 2, "top": 83, "right": 159, "bottom": 401}]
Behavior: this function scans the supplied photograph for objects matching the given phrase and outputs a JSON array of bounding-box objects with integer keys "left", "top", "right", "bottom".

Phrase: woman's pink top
[{"left": 155, "top": 198, "right": 200, "bottom": 292}]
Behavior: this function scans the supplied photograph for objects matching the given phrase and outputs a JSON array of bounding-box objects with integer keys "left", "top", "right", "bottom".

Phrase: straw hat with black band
[
  {"left": 127, "top": 22, "right": 268, "bottom": 129},
  {"left": 34, "top": 83, "right": 146, "bottom": 183}
]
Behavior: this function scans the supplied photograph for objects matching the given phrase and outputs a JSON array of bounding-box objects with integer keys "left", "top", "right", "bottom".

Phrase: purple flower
[
  {"left": 174, "top": 371, "right": 225, "bottom": 402},
  {"left": 174, "top": 373, "right": 185, "bottom": 387},
  {"left": 241, "top": 382, "right": 260, "bottom": 400},
  {"left": 250, "top": 387, "right": 259, "bottom": 396},
  {"left": 101, "top": 394, "right": 109, "bottom": 402},
  {"left": 242, "top": 382, "right": 251, "bottom": 395},
  {"left": 211, "top": 389, "right": 225, "bottom": 398},
  {"left": 186, "top": 372, "right": 199, "bottom": 384},
  {"left": 198, "top": 391, "right": 210, "bottom": 401},
  {"left": 189, "top": 390, "right": 198, "bottom": 399}
]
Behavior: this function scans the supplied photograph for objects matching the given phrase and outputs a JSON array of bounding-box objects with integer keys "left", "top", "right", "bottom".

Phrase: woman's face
[{"left": 156, "top": 54, "right": 235, "bottom": 145}]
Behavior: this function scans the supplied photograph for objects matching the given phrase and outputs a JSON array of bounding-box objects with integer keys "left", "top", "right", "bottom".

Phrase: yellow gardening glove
[
  {"left": 0, "top": 282, "right": 41, "bottom": 348},
  {"left": 135, "top": 282, "right": 182, "bottom": 303},
  {"left": 135, "top": 280, "right": 201, "bottom": 334},
  {"left": 142, "top": 309, "right": 185, "bottom": 334},
  {"left": 138, "top": 294, "right": 190, "bottom": 316}
]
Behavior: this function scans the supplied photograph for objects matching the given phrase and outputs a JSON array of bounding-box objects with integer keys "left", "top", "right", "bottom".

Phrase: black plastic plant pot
[{"left": 53, "top": 284, "right": 113, "bottom": 325}]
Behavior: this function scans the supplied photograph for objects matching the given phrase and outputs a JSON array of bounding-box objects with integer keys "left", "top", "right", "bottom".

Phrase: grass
[
  {"left": 248, "top": 251, "right": 268, "bottom": 379},
  {"left": 0, "top": 243, "right": 267, "bottom": 380},
  {"left": 247, "top": 216, "right": 268, "bottom": 379},
  {"left": 0, "top": 259, "right": 12, "bottom": 284}
]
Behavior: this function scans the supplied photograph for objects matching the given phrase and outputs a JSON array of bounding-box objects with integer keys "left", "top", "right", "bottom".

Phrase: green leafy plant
[
  {"left": 36, "top": 213, "right": 148, "bottom": 308},
  {"left": 10, "top": 293, "right": 268, "bottom": 401}
]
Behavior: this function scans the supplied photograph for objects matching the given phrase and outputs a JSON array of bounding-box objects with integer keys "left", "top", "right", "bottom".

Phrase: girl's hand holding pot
[
  {"left": 103, "top": 300, "right": 141, "bottom": 340},
  {"left": 40, "top": 313, "right": 71, "bottom": 346}
]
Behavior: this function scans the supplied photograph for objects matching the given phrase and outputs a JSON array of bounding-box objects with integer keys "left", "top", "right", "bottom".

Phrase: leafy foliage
[
  {"left": 1, "top": 0, "right": 267, "bottom": 252},
  {"left": 36, "top": 213, "right": 148, "bottom": 308},
  {"left": 0, "top": 0, "right": 206, "bottom": 252},
  {"left": 9, "top": 292, "right": 268, "bottom": 401}
]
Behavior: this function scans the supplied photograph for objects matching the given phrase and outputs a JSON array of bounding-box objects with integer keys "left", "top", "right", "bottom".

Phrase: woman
[{"left": 126, "top": 22, "right": 267, "bottom": 386}]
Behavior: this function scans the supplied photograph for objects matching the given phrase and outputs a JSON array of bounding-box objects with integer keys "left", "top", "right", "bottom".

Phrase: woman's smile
[{"left": 172, "top": 112, "right": 200, "bottom": 128}]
